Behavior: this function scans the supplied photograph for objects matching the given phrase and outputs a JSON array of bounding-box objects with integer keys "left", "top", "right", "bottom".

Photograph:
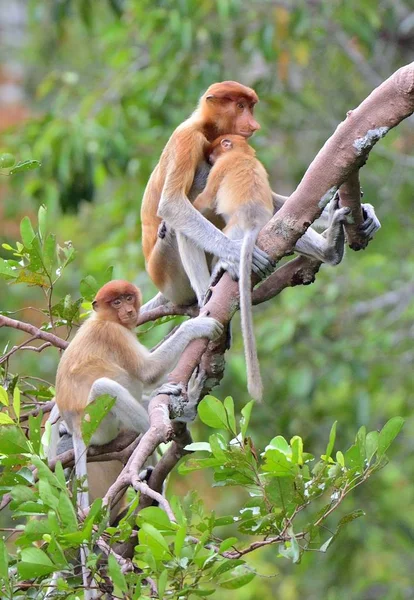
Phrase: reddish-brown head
[
  {"left": 208, "top": 134, "right": 255, "bottom": 165},
  {"left": 200, "top": 81, "right": 260, "bottom": 140},
  {"left": 92, "top": 280, "right": 142, "bottom": 329}
]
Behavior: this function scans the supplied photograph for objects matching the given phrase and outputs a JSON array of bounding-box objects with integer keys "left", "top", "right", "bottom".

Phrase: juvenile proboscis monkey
[
  {"left": 193, "top": 135, "right": 274, "bottom": 400},
  {"left": 141, "top": 81, "right": 381, "bottom": 313},
  {"left": 53, "top": 280, "right": 223, "bottom": 597}
]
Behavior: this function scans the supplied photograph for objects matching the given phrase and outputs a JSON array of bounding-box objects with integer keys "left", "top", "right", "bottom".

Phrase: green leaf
[
  {"left": 0, "top": 387, "right": 9, "bottom": 406},
  {"left": 108, "top": 553, "right": 127, "bottom": 593},
  {"left": 0, "top": 258, "right": 18, "bottom": 279},
  {"left": 0, "top": 539, "right": 9, "bottom": 579},
  {"left": 138, "top": 523, "right": 171, "bottom": 560},
  {"left": 323, "top": 421, "right": 337, "bottom": 461},
  {"left": 0, "top": 153, "right": 15, "bottom": 168},
  {"left": 57, "top": 490, "right": 78, "bottom": 531},
  {"left": 217, "top": 564, "right": 256, "bottom": 589},
  {"left": 82, "top": 393, "right": 116, "bottom": 445},
  {"left": 38, "top": 205, "right": 47, "bottom": 240},
  {"left": 18, "top": 547, "right": 55, "bottom": 579},
  {"left": 218, "top": 537, "right": 238, "bottom": 553},
  {"left": 266, "top": 436, "right": 290, "bottom": 455},
  {"left": 290, "top": 436, "right": 303, "bottom": 465},
  {"left": 80, "top": 274, "right": 99, "bottom": 300},
  {"left": 10, "top": 159, "right": 41, "bottom": 175},
  {"left": 137, "top": 507, "right": 178, "bottom": 531},
  {"left": 262, "top": 449, "right": 296, "bottom": 477},
  {"left": 184, "top": 442, "right": 212, "bottom": 453},
  {"left": 0, "top": 425, "right": 28, "bottom": 452},
  {"left": 43, "top": 234, "right": 57, "bottom": 274},
  {"left": 366, "top": 431, "right": 379, "bottom": 463},
  {"left": 279, "top": 535, "right": 300, "bottom": 563},
  {"left": 174, "top": 524, "right": 187, "bottom": 557},
  {"left": 377, "top": 417, "right": 404, "bottom": 458},
  {"left": 319, "top": 536, "right": 334, "bottom": 552},
  {"left": 20, "top": 216, "right": 36, "bottom": 248},
  {"left": 214, "top": 558, "right": 245, "bottom": 577},
  {"left": 336, "top": 451, "right": 345, "bottom": 467},
  {"left": 209, "top": 433, "right": 227, "bottom": 460},
  {"left": 198, "top": 396, "right": 228, "bottom": 429},
  {"left": 39, "top": 480, "right": 59, "bottom": 510},
  {"left": 223, "top": 396, "right": 236, "bottom": 433},
  {"left": 13, "top": 386, "right": 21, "bottom": 421},
  {"left": 157, "top": 569, "right": 168, "bottom": 599},
  {"left": 31, "top": 456, "right": 65, "bottom": 491},
  {"left": 240, "top": 400, "right": 253, "bottom": 438}
]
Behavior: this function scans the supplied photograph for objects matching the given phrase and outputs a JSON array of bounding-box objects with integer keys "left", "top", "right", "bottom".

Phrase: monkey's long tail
[{"left": 240, "top": 228, "right": 263, "bottom": 402}]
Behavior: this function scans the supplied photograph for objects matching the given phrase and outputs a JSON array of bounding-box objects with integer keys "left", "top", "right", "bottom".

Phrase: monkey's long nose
[{"left": 250, "top": 118, "right": 261, "bottom": 132}]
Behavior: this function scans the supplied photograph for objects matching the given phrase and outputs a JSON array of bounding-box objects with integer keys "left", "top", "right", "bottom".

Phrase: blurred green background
[{"left": 0, "top": 1, "right": 413, "bottom": 598}]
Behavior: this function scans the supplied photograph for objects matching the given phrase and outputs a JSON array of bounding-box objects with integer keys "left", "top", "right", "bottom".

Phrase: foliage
[{"left": 0, "top": 378, "right": 403, "bottom": 597}]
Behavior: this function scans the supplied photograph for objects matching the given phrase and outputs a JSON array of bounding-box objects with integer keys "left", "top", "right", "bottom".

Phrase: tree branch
[{"left": 0, "top": 315, "right": 68, "bottom": 350}]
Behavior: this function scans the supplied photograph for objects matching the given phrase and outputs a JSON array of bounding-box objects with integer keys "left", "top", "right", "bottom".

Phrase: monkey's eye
[
  {"left": 126, "top": 295, "right": 133, "bottom": 302},
  {"left": 112, "top": 299, "right": 122, "bottom": 308},
  {"left": 237, "top": 102, "right": 245, "bottom": 110}
]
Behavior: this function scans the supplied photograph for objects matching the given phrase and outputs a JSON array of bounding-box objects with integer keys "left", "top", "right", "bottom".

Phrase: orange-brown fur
[
  {"left": 141, "top": 81, "right": 260, "bottom": 299},
  {"left": 193, "top": 135, "right": 273, "bottom": 224},
  {"left": 56, "top": 280, "right": 143, "bottom": 414}
]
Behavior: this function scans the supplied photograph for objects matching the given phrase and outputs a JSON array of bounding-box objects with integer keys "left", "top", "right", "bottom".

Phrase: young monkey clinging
[
  {"left": 193, "top": 135, "right": 274, "bottom": 401},
  {"left": 53, "top": 280, "right": 223, "bottom": 598}
]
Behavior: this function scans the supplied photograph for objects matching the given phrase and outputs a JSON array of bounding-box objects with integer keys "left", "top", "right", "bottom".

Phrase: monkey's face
[
  {"left": 231, "top": 99, "right": 260, "bottom": 138},
  {"left": 110, "top": 294, "right": 140, "bottom": 328},
  {"left": 203, "top": 83, "right": 260, "bottom": 139}
]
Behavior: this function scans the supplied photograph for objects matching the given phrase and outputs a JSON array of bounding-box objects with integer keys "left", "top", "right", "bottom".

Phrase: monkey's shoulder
[{"left": 161, "top": 121, "right": 208, "bottom": 163}]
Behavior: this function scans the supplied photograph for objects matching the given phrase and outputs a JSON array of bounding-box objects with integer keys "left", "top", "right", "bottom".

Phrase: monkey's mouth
[
  {"left": 120, "top": 315, "right": 137, "bottom": 325},
  {"left": 239, "top": 131, "right": 254, "bottom": 138}
]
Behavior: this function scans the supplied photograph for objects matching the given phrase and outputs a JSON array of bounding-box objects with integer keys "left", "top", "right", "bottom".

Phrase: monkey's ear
[
  {"left": 92, "top": 300, "right": 98, "bottom": 311},
  {"left": 221, "top": 138, "right": 233, "bottom": 149}
]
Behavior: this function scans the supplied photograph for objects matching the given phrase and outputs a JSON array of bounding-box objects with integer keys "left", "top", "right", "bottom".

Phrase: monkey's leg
[
  {"left": 70, "top": 430, "right": 99, "bottom": 599},
  {"left": 146, "top": 229, "right": 199, "bottom": 306},
  {"left": 176, "top": 232, "right": 212, "bottom": 307},
  {"left": 294, "top": 202, "right": 351, "bottom": 265},
  {"left": 89, "top": 378, "right": 150, "bottom": 442},
  {"left": 140, "top": 292, "right": 171, "bottom": 315}
]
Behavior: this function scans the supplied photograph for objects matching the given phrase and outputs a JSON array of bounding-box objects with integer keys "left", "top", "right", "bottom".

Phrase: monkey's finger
[
  {"left": 209, "top": 319, "right": 225, "bottom": 339},
  {"left": 359, "top": 219, "right": 379, "bottom": 238},
  {"left": 252, "top": 247, "right": 275, "bottom": 277}
]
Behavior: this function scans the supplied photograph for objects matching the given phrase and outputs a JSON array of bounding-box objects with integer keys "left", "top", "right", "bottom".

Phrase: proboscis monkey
[
  {"left": 141, "top": 80, "right": 274, "bottom": 309},
  {"left": 140, "top": 81, "right": 381, "bottom": 313},
  {"left": 193, "top": 135, "right": 274, "bottom": 400},
  {"left": 53, "top": 280, "right": 223, "bottom": 598}
]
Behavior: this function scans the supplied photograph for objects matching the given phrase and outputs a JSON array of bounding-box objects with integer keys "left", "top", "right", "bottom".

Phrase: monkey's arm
[
  {"left": 270, "top": 191, "right": 380, "bottom": 265},
  {"left": 138, "top": 316, "right": 223, "bottom": 385},
  {"left": 157, "top": 135, "right": 272, "bottom": 278},
  {"left": 193, "top": 171, "right": 222, "bottom": 212}
]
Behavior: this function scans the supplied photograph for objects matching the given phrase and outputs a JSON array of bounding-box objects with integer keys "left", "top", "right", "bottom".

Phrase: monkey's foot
[{"left": 360, "top": 203, "right": 381, "bottom": 240}]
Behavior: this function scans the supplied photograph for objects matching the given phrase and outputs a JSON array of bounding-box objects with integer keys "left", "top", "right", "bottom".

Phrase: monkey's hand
[
  {"left": 155, "top": 378, "right": 203, "bottom": 423},
  {"left": 359, "top": 203, "right": 381, "bottom": 241},
  {"left": 225, "top": 240, "right": 274, "bottom": 280},
  {"left": 188, "top": 316, "right": 224, "bottom": 341}
]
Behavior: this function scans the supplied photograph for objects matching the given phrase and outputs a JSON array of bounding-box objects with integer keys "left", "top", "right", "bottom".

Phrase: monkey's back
[
  {"left": 55, "top": 319, "right": 144, "bottom": 414},
  {"left": 141, "top": 118, "right": 209, "bottom": 262},
  {"left": 214, "top": 152, "right": 273, "bottom": 228}
]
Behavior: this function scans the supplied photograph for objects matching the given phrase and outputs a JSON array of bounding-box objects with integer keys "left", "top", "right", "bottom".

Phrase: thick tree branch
[{"left": 147, "top": 60, "right": 414, "bottom": 433}]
